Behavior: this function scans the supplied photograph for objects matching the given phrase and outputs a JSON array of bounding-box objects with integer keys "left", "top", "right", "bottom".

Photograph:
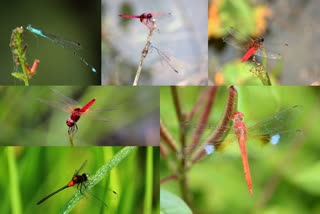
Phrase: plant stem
[
  {"left": 160, "top": 119, "right": 178, "bottom": 153},
  {"left": 188, "top": 86, "right": 217, "bottom": 155},
  {"left": 133, "top": 28, "right": 155, "bottom": 85},
  {"left": 192, "top": 86, "right": 238, "bottom": 163},
  {"left": 170, "top": 86, "right": 192, "bottom": 204},
  {"left": 7, "top": 147, "right": 22, "bottom": 214},
  {"left": 67, "top": 130, "right": 74, "bottom": 146},
  {"left": 143, "top": 147, "right": 153, "bottom": 214}
]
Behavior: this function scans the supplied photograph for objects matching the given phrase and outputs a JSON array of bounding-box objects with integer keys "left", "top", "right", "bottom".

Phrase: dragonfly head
[
  {"left": 146, "top": 13, "right": 153, "bottom": 19},
  {"left": 66, "top": 119, "right": 75, "bottom": 127},
  {"left": 82, "top": 173, "right": 89, "bottom": 182},
  {"left": 232, "top": 112, "right": 244, "bottom": 121},
  {"left": 257, "top": 37, "right": 264, "bottom": 43}
]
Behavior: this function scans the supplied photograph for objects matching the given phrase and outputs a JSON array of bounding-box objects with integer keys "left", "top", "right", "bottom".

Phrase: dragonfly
[
  {"left": 39, "top": 89, "right": 110, "bottom": 137},
  {"left": 26, "top": 24, "right": 96, "bottom": 72},
  {"left": 119, "top": 12, "right": 171, "bottom": 30},
  {"left": 149, "top": 44, "right": 179, "bottom": 73},
  {"left": 223, "top": 27, "right": 287, "bottom": 62},
  {"left": 37, "top": 160, "right": 116, "bottom": 206},
  {"left": 185, "top": 105, "right": 303, "bottom": 195}
]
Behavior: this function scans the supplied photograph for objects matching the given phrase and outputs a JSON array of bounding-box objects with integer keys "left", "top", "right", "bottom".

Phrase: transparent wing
[
  {"left": 50, "top": 88, "right": 80, "bottom": 107},
  {"left": 150, "top": 12, "right": 172, "bottom": 19},
  {"left": 247, "top": 105, "right": 303, "bottom": 136},
  {"left": 79, "top": 100, "right": 123, "bottom": 122},
  {"left": 38, "top": 98, "right": 73, "bottom": 113},
  {"left": 150, "top": 44, "right": 179, "bottom": 73},
  {"left": 74, "top": 160, "right": 87, "bottom": 175},
  {"left": 252, "top": 47, "right": 282, "bottom": 59},
  {"left": 223, "top": 27, "right": 253, "bottom": 51}
]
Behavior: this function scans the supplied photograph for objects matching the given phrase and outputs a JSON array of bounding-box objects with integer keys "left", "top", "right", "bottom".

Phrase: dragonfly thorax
[
  {"left": 76, "top": 173, "right": 89, "bottom": 183},
  {"left": 145, "top": 13, "right": 153, "bottom": 19},
  {"left": 67, "top": 108, "right": 82, "bottom": 127}
]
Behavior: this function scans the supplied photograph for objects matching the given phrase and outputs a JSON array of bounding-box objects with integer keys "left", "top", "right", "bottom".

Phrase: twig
[
  {"left": 171, "top": 86, "right": 184, "bottom": 123},
  {"left": 160, "top": 173, "right": 179, "bottom": 185},
  {"left": 133, "top": 27, "right": 156, "bottom": 85},
  {"left": 160, "top": 144, "right": 168, "bottom": 157},
  {"left": 187, "top": 88, "right": 210, "bottom": 120},
  {"left": 191, "top": 86, "right": 238, "bottom": 163},
  {"left": 187, "top": 86, "right": 217, "bottom": 155},
  {"left": 160, "top": 119, "right": 178, "bottom": 153},
  {"left": 170, "top": 86, "right": 192, "bottom": 204},
  {"left": 68, "top": 130, "right": 74, "bottom": 147}
]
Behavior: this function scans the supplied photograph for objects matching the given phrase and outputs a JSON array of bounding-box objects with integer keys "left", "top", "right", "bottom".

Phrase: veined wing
[
  {"left": 253, "top": 47, "right": 282, "bottom": 59},
  {"left": 223, "top": 27, "right": 253, "bottom": 51},
  {"left": 74, "top": 160, "right": 87, "bottom": 176},
  {"left": 50, "top": 88, "right": 80, "bottom": 108},
  {"left": 38, "top": 98, "right": 74, "bottom": 114},
  {"left": 149, "top": 12, "right": 172, "bottom": 19},
  {"left": 247, "top": 105, "right": 303, "bottom": 136}
]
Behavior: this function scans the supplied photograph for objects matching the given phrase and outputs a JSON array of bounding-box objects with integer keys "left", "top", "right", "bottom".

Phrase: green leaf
[
  {"left": 160, "top": 189, "right": 192, "bottom": 214},
  {"left": 11, "top": 72, "right": 26, "bottom": 81}
]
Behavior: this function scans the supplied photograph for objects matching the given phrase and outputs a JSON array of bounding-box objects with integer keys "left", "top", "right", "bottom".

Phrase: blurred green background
[
  {"left": 0, "top": 0, "right": 100, "bottom": 85},
  {"left": 0, "top": 86, "right": 159, "bottom": 146},
  {"left": 0, "top": 146, "right": 159, "bottom": 214},
  {"left": 160, "top": 86, "right": 320, "bottom": 213}
]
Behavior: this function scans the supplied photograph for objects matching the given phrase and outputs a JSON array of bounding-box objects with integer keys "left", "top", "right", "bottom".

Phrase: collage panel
[
  {"left": 0, "top": 146, "right": 159, "bottom": 213},
  {"left": 209, "top": 1, "right": 320, "bottom": 85},
  {"left": 160, "top": 86, "right": 320, "bottom": 213},
  {"left": 0, "top": 86, "right": 159, "bottom": 146},
  {"left": 102, "top": 0, "right": 208, "bottom": 85},
  {"left": 2, "top": 0, "right": 320, "bottom": 213},
  {"left": 1, "top": 0, "right": 100, "bottom": 85}
]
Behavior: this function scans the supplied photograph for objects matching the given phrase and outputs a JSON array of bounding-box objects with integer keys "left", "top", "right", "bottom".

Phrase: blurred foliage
[
  {"left": 160, "top": 86, "right": 320, "bottom": 214},
  {"left": 209, "top": 0, "right": 271, "bottom": 38},
  {"left": 0, "top": 86, "right": 159, "bottom": 146},
  {"left": 0, "top": 146, "right": 159, "bottom": 214}
]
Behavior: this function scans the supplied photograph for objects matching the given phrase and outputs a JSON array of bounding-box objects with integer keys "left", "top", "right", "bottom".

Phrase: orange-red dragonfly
[
  {"left": 39, "top": 89, "right": 110, "bottom": 136},
  {"left": 223, "top": 27, "right": 286, "bottom": 62},
  {"left": 119, "top": 12, "right": 171, "bottom": 30},
  {"left": 185, "top": 105, "right": 302, "bottom": 195}
]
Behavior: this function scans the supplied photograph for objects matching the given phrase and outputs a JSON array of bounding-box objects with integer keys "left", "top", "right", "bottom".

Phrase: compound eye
[{"left": 66, "top": 119, "right": 74, "bottom": 127}]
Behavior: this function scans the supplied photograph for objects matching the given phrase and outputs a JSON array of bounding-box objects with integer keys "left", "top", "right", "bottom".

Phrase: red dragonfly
[
  {"left": 223, "top": 27, "right": 287, "bottom": 62},
  {"left": 119, "top": 12, "right": 171, "bottom": 30},
  {"left": 39, "top": 89, "right": 110, "bottom": 136},
  {"left": 186, "top": 105, "right": 302, "bottom": 195}
]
